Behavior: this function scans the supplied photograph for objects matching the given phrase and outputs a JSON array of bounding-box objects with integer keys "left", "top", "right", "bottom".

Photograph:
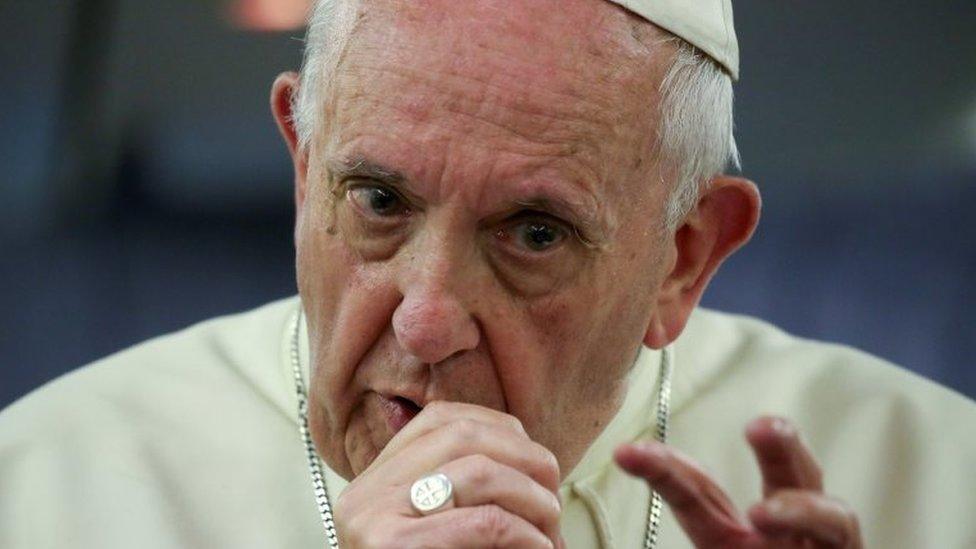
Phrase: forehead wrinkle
[
  {"left": 333, "top": 60, "right": 632, "bottom": 207},
  {"left": 341, "top": 51, "right": 623, "bottom": 143},
  {"left": 344, "top": 0, "right": 651, "bottom": 108},
  {"left": 331, "top": 61, "right": 617, "bottom": 196},
  {"left": 333, "top": 0, "right": 667, "bottom": 155}
]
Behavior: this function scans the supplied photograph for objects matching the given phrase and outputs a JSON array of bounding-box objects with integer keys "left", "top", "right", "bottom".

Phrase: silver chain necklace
[{"left": 291, "top": 309, "right": 673, "bottom": 548}]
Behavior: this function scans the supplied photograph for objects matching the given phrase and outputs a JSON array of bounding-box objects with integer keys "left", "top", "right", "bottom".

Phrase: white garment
[{"left": 1, "top": 297, "right": 974, "bottom": 548}]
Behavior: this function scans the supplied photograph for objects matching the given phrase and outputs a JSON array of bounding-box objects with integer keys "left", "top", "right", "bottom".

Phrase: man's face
[{"left": 296, "top": 0, "right": 677, "bottom": 479}]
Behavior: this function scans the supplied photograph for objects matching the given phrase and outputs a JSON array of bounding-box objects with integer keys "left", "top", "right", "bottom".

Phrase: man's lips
[{"left": 378, "top": 393, "right": 423, "bottom": 433}]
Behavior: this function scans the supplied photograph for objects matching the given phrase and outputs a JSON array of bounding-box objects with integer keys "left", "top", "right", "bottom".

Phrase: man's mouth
[{"left": 379, "top": 393, "right": 423, "bottom": 434}]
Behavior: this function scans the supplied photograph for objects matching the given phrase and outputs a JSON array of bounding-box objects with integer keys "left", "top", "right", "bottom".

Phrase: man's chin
[{"left": 343, "top": 429, "right": 386, "bottom": 478}]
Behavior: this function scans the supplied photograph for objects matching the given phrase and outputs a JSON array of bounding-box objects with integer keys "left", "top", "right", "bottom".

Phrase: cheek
[
  {"left": 299, "top": 186, "right": 398, "bottom": 375},
  {"left": 298, "top": 211, "right": 402, "bottom": 476},
  {"left": 482, "top": 289, "right": 593, "bottom": 419},
  {"left": 305, "top": 244, "right": 398, "bottom": 393},
  {"left": 526, "top": 259, "right": 658, "bottom": 393}
]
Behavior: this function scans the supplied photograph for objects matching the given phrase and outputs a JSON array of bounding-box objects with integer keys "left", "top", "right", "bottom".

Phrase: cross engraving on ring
[
  {"left": 411, "top": 473, "right": 453, "bottom": 513},
  {"left": 414, "top": 477, "right": 447, "bottom": 507}
]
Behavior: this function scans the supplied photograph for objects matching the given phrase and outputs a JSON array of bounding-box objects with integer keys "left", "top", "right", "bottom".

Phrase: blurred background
[{"left": 1, "top": 0, "right": 974, "bottom": 408}]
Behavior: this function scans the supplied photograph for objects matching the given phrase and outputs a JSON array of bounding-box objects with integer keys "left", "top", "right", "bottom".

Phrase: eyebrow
[{"left": 327, "top": 156, "right": 406, "bottom": 186}]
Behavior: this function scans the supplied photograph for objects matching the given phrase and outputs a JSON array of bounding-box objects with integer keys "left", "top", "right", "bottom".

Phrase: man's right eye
[{"left": 347, "top": 185, "right": 410, "bottom": 218}]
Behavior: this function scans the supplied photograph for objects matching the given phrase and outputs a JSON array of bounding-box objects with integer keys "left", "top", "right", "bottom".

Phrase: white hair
[
  {"left": 292, "top": 0, "right": 355, "bottom": 153},
  {"left": 292, "top": 0, "right": 740, "bottom": 232},
  {"left": 657, "top": 39, "right": 741, "bottom": 230}
]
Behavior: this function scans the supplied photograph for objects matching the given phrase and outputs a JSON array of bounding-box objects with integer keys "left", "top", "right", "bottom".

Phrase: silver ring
[{"left": 410, "top": 473, "right": 454, "bottom": 515}]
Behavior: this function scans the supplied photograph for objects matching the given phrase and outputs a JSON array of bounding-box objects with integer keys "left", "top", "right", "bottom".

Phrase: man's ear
[
  {"left": 644, "top": 176, "right": 761, "bottom": 349},
  {"left": 270, "top": 71, "right": 308, "bottom": 212}
]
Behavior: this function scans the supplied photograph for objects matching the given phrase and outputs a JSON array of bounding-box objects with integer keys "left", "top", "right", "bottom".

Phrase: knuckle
[
  {"left": 536, "top": 445, "right": 560, "bottom": 476},
  {"left": 527, "top": 445, "right": 561, "bottom": 490},
  {"left": 423, "top": 400, "right": 451, "bottom": 420},
  {"left": 460, "top": 453, "right": 496, "bottom": 484},
  {"left": 471, "top": 504, "right": 513, "bottom": 541},
  {"left": 450, "top": 418, "right": 483, "bottom": 446},
  {"left": 821, "top": 497, "right": 861, "bottom": 547},
  {"left": 504, "top": 413, "right": 527, "bottom": 436}
]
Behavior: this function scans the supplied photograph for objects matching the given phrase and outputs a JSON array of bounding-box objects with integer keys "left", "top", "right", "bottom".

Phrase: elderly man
[{"left": 2, "top": 0, "right": 975, "bottom": 547}]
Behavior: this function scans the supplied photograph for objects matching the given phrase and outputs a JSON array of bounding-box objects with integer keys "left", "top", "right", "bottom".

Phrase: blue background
[{"left": 1, "top": 0, "right": 974, "bottom": 408}]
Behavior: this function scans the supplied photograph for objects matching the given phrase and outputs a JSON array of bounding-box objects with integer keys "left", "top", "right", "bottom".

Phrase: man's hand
[
  {"left": 615, "top": 416, "right": 863, "bottom": 548},
  {"left": 333, "top": 401, "right": 564, "bottom": 548}
]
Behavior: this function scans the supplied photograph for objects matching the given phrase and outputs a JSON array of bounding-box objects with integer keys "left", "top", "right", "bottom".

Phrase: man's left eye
[
  {"left": 509, "top": 220, "right": 567, "bottom": 252},
  {"left": 348, "top": 186, "right": 409, "bottom": 217}
]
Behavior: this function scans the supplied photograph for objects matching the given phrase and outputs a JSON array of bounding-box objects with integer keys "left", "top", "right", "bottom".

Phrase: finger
[
  {"left": 409, "top": 504, "right": 555, "bottom": 549},
  {"left": 369, "top": 401, "right": 529, "bottom": 472},
  {"left": 370, "top": 417, "right": 561, "bottom": 495},
  {"left": 749, "top": 490, "right": 862, "bottom": 548},
  {"left": 439, "top": 454, "right": 562, "bottom": 547},
  {"left": 614, "top": 441, "right": 752, "bottom": 546},
  {"left": 745, "top": 416, "right": 823, "bottom": 496}
]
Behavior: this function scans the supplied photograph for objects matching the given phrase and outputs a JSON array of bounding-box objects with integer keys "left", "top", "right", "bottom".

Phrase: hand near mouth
[{"left": 333, "top": 401, "right": 566, "bottom": 548}]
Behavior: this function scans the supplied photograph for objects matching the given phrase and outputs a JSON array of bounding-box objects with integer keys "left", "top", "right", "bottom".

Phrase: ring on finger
[{"left": 410, "top": 473, "right": 454, "bottom": 515}]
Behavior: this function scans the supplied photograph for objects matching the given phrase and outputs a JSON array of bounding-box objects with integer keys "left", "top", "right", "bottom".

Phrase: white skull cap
[{"left": 607, "top": 0, "right": 739, "bottom": 80}]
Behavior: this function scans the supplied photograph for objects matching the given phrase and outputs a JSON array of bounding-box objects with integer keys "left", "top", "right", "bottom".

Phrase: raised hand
[{"left": 615, "top": 416, "right": 862, "bottom": 548}]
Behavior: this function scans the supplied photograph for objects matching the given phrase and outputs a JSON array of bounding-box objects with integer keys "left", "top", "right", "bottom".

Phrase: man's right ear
[{"left": 270, "top": 71, "right": 308, "bottom": 211}]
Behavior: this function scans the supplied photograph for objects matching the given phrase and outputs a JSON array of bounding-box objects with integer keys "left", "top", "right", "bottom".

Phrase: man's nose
[{"left": 391, "top": 254, "right": 480, "bottom": 365}]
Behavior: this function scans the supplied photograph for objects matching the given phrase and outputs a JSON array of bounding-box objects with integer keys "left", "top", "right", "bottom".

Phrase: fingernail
[
  {"left": 762, "top": 497, "right": 797, "bottom": 522},
  {"left": 770, "top": 417, "right": 794, "bottom": 437}
]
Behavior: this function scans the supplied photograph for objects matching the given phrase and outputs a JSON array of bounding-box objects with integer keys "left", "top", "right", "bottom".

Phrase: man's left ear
[{"left": 644, "top": 176, "right": 761, "bottom": 349}]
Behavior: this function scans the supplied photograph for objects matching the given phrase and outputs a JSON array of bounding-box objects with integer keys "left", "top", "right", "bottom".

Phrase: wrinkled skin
[
  {"left": 271, "top": 0, "right": 862, "bottom": 546},
  {"left": 299, "top": 0, "right": 678, "bottom": 482}
]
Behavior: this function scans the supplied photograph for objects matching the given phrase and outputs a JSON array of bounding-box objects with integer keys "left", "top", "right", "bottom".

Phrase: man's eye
[
  {"left": 511, "top": 220, "right": 567, "bottom": 252},
  {"left": 347, "top": 186, "right": 409, "bottom": 217}
]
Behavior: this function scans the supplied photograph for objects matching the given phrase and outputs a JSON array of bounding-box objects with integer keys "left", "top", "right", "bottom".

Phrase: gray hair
[
  {"left": 657, "top": 38, "right": 741, "bottom": 229},
  {"left": 292, "top": 0, "right": 355, "bottom": 153},
  {"left": 292, "top": 0, "right": 740, "bottom": 232}
]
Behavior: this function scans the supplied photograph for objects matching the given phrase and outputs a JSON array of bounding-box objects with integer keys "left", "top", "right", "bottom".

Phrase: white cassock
[{"left": 1, "top": 297, "right": 974, "bottom": 548}]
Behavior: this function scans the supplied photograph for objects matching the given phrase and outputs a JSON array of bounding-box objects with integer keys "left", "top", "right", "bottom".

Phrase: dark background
[{"left": 1, "top": 0, "right": 974, "bottom": 409}]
